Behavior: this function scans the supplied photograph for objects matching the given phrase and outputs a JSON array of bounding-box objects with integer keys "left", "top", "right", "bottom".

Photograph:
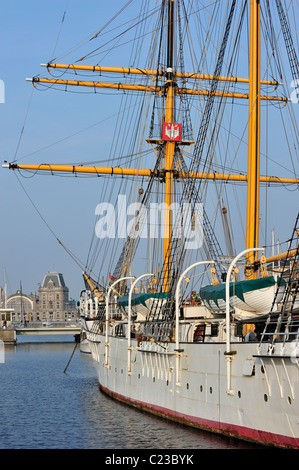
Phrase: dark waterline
[{"left": 0, "top": 335, "right": 263, "bottom": 450}]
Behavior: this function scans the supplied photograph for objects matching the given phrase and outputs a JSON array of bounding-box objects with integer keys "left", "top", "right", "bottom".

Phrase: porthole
[
  {"left": 166, "top": 379, "right": 169, "bottom": 386},
  {"left": 261, "top": 365, "right": 265, "bottom": 374},
  {"left": 200, "top": 385, "right": 203, "bottom": 392},
  {"left": 264, "top": 394, "right": 268, "bottom": 402},
  {"left": 209, "top": 386, "right": 213, "bottom": 394},
  {"left": 287, "top": 396, "right": 292, "bottom": 405},
  {"left": 186, "top": 383, "right": 189, "bottom": 390},
  {"left": 138, "top": 373, "right": 140, "bottom": 379},
  {"left": 153, "top": 377, "right": 155, "bottom": 383},
  {"left": 238, "top": 391, "right": 241, "bottom": 398}
]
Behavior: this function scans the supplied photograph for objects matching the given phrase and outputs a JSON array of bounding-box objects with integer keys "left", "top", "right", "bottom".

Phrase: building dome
[{"left": 41, "top": 272, "right": 66, "bottom": 288}]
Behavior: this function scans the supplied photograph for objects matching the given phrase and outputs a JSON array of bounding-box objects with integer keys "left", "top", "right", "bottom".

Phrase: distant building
[
  {"left": 37, "top": 271, "right": 78, "bottom": 322},
  {"left": 4, "top": 290, "right": 36, "bottom": 323},
  {"left": 0, "top": 271, "right": 78, "bottom": 323}
]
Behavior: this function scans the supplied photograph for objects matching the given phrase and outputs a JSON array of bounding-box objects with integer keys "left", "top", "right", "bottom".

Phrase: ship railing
[
  {"left": 143, "top": 321, "right": 174, "bottom": 342},
  {"left": 261, "top": 330, "right": 299, "bottom": 341},
  {"left": 225, "top": 248, "right": 264, "bottom": 396},
  {"left": 259, "top": 319, "right": 299, "bottom": 343}
]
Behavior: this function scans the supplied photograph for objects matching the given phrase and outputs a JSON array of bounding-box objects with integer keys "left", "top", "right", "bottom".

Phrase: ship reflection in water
[{"left": 0, "top": 337, "right": 261, "bottom": 449}]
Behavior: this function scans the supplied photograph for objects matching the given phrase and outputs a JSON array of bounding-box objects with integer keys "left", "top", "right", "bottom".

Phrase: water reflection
[
  {"left": 0, "top": 339, "right": 262, "bottom": 449},
  {"left": 78, "top": 355, "right": 260, "bottom": 449}
]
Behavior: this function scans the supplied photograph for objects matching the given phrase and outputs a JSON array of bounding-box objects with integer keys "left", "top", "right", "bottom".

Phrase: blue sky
[
  {"left": 0, "top": 1, "right": 298, "bottom": 299},
  {"left": 0, "top": 0, "right": 127, "bottom": 298}
]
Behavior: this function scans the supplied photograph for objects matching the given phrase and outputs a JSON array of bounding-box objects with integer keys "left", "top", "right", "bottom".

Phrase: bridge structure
[
  {"left": 15, "top": 326, "right": 81, "bottom": 335},
  {"left": 13, "top": 322, "right": 81, "bottom": 336}
]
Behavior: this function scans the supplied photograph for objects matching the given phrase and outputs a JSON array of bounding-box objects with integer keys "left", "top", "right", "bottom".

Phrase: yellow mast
[
  {"left": 246, "top": 0, "right": 261, "bottom": 279},
  {"left": 162, "top": 0, "right": 175, "bottom": 292},
  {"left": 4, "top": 162, "right": 298, "bottom": 185},
  {"left": 41, "top": 62, "right": 281, "bottom": 87},
  {"left": 83, "top": 272, "right": 104, "bottom": 301},
  {"left": 26, "top": 76, "right": 287, "bottom": 103}
]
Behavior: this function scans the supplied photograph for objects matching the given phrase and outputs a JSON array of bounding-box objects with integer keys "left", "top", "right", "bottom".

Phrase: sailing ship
[{"left": 4, "top": 0, "right": 299, "bottom": 448}]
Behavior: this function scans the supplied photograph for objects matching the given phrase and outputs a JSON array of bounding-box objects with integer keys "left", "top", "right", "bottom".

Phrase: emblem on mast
[{"left": 162, "top": 122, "right": 182, "bottom": 141}]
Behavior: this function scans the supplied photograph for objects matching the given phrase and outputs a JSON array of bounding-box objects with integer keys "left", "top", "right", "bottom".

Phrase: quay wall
[{"left": 0, "top": 329, "right": 16, "bottom": 345}]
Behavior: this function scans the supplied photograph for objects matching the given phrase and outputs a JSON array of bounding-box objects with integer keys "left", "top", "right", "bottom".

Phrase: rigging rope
[
  {"left": 51, "top": 0, "right": 70, "bottom": 60},
  {"left": 13, "top": 0, "right": 298, "bottom": 312},
  {"left": 14, "top": 171, "right": 86, "bottom": 272},
  {"left": 12, "top": 89, "right": 34, "bottom": 163}
]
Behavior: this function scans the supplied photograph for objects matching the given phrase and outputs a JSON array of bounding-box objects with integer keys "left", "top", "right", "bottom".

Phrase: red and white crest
[{"left": 162, "top": 122, "right": 182, "bottom": 141}]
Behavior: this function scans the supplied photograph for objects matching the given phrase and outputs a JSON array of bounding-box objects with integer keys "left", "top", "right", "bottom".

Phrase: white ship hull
[
  {"left": 80, "top": 337, "right": 91, "bottom": 354},
  {"left": 79, "top": 315, "right": 96, "bottom": 354},
  {"left": 87, "top": 332, "right": 299, "bottom": 448}
]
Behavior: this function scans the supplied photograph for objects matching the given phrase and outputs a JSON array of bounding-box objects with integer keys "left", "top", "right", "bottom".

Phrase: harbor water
[{"left": 0, "top": 335, "right": 263, "bottom": 450}]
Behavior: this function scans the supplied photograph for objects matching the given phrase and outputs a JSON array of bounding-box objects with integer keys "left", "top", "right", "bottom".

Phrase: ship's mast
[
  {"left": 246, "top": 0, "right": 261, "bottom": 279},
  {"left": 162, "top": 0, "right": 175, "bottom": 292}
]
